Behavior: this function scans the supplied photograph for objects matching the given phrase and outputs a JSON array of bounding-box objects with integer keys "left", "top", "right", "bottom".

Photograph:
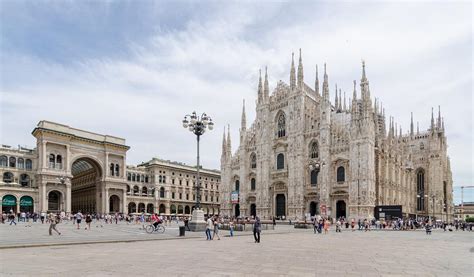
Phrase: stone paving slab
[{"left": 0, "top": 223, "right": 472, "bottom": 276}]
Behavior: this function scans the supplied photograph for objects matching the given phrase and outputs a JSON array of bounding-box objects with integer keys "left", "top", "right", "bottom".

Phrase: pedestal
[{"left": 188, "top": 209, "right": 207, "bottom": 232}]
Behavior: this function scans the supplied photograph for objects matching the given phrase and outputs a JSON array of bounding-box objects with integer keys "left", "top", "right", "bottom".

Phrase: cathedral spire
[
  {"left": 222, "top": 127, "right": 227, "bottom": 156},
  {"left": 257, "top": 69, "right": 263, "bottom": 103},
  {"left": 437, "top": 105, "right": 442, "bottom": 129},
  {"left": 241, "top": 99, "right": 246, "bottom": 131},
  {"left": 338, "top": 89, "right": 342, "bottom": 112},
  {"left": 351, "top": 80, "right": 357, "bottom": 114},
  {"left": 297, "top": 48, "right": 304, "bottom": 89},
  {"left": 322, "top": 63, "right": 329, "bottom": 101},
  {"left": 290, "top": 52, "right": 296, "bottom": 90},
  {"left": 227, "top": 124, "right": 232, "bottom": 155},
  {"left": 264, "top": 66, "right": 269, "bottom": 100},
  {"left": 315, "top": 65, "right": 320, "bottom": 96},
  {"left": 334, "top": 84, "right": 339, "bottom": 109},
  {"left": 410, "top": 112, "right": 414, "bottom": 136},
  {"left": 343, "top": 91, "right": 347, "bottom": 112},
  {"left": 417, "top": 121, "right": 420, "bottom": 134},
  {"left": 430, "top": 107, "right": 435, "bottom": 131}
]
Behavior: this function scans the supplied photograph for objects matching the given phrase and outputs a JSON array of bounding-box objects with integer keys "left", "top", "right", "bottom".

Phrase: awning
[
  {"left": 2, "top": 195, "right": 17, "bottom": 206},
  {"left": 20, "top": 196, "right": 33, "bottom": 206}
]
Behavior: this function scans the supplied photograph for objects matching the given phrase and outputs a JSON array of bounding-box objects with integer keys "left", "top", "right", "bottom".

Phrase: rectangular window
[{"left": 172, "top": 192, "right": 175, "bottom": 199}]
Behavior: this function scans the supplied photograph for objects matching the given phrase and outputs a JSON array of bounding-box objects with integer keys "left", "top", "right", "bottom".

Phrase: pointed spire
[
  {"left": 442, "top": 117, "right": 445, "bottom": 130},
  {"left": 343, "top": 91, "right": 347, "bottom": 111},
  {"left": 315, "top": 65, "right": 320, "bottom": 96},
  {"left": 430, "top": 107, "right": 435, "bottom": 130},
  {"left": 297, "top": 48, "right": 304, "bottom": 89},
  {"left": 257, "top": 69, "right": 263, "bottom": 103},
  {"left": 351, "top": 80, "right": 357, "bottom": 114},
  {"left": 399, "top": 126, "right": 402, "bottom": 138},
  {"left": 417, "top": 122, "right": 420, "bottom": 134},
  {"left": 338, "top": 89, "right": 342, "bottom": 112},
  {"left": 374, "top": 98, "right": 378, "bottom": 114},
  {"left": 227, "top": 124, "right": 232, "bottom": 154},
  {"left": 222, "top": 127, "right": 227, "bottom": 155},
  {"left": 290, "top": 52, "right": 296, "bottom": 90},
  {"left": 361, "top": 60, "right": 367, "bottom": 82},
  {"left": 241, "top": 99, "right": 246, "bottom": 131},
  {"left": 437, "top": 105, "right": 441, "bottom": 128},
  {"left": 410, "top": 112, "right": 414, "bottom": 136},
  {"left": 264, "top": 66, "right": 269, "bottom": 99},
  {"left": 322, "top": 63, "right": 329, "bottom": 101}
]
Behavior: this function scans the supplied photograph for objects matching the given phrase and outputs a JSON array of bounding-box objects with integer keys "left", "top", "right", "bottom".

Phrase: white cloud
[{"left": 0, "top": 2, "right": 471, "bottom": 188}]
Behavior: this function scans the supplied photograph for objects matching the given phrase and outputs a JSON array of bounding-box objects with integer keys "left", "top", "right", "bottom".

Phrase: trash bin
[{"left": 179, "top": 226, "right": 185, "bottom": 237}]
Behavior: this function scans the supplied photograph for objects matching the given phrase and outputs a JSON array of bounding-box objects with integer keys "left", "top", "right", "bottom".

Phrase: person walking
[
  {"left": 351, "top": 218, "right": 355, "bottom": 232},
  {"left": 336, "top": 220, "right": 342, "bottom": 233},
  {"left": 85, "top": 214, "right": 92, "bottom": 230},
  {"left": 212, "top": 217, "right": 221, "bottom": 240},
  {"left": 229, "top": 220, "right": 234, "bottom": 237},
  {"left": 48, "top": 213, "right": 61, "bottom": 236},
  {"left": 9, "top": 212, "right": 17, "bottom": 225},
  {"left": 205, "top": 216, "right": 213, "bottom": 240},
  {"left": 253, "top": 216, "right": 261, "bottom": 243},
  {"left": 323, "top": 219, "right": 329, "bottom": 234},
  {"left": 75, "top": 211, "right": 83, "bottom": 229}
]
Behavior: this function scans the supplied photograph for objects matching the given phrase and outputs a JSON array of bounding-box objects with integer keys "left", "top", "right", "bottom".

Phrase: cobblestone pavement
[{"left": 0, "top": 222, "right": 472, "bottom": 276}]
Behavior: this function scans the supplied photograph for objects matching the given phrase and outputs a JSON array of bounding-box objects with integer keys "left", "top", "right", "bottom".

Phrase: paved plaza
[{"left": 0, "top": 222, "right": 472, "bottom": 276}]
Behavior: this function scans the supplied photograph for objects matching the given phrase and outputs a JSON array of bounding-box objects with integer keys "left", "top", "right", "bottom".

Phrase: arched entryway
[
  {"left": 147, "top": 203, "right": 154, "bottom": 214},
  {"left": 71, "top": 157, "right": 102, "bottom": 213},
  {"left": 336, "top": 200, "right": 346, "bottom": 219},
  {"left": 20, "top": 196, "right": 34, "bottom": 213},
  {"left": 128, "top": 202, "right": 136, "bottom": 213},
  {"left": 310, "top": 201, "right": 318, "bottom": 216},
  {"left": 234, "top": 204, "right": 240, "bottom": 217},
  {"left": 159, "top": 204, "right": 166, "bottom": 214},
  {"left": 2, "top": 195, "right": 17, "bottom": 213},
  {"left": 276, "top": 194, "right": 286, "bottom": 218},
  {"left": 250, "top": 203, "right": 256, "bottom": 218},
  {"left": 138, "top": 203, "right": 145, "bottom": 213},
  {"left": 48, "top": 191, "right": 61, "bottom": 212},
  {"left": 109, "top": 195, "right": 120, "bottom": 213},
  {"left": 184, "top": 206, "right": 190, "bottom": 214}
]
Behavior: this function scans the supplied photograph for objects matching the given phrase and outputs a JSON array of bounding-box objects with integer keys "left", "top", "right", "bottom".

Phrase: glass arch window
[
  {"left": 336, "top": 166, "right": 345, "bottom": 182},
  {"left": 250, "top": 178, "right": 256, "bottom": 191},
  {"left": 310, "top": 141, "right": 319, "bottom": 159},
  {"left": 277, "top": 153, "right": 285, "bottom": 170},
  {"left": 56, "top": 155, "right": 62, "bottom": 169},
  {"left": 416, "top": 169, "right": 425, "bottom": 211},
  {"left": 49, "top": 154, "right": 55, "bottom": 169},
  {"left": 235, "top": 180, "right": 240, "bottom": 191},
  {"left": 115, "top": 164, "right": 120, "bottom": 177},
  {"left": 277, "top": 112, "right": 286, "bottom": 138},
  {"left": 160, "top": 187, "right": 165, "bottom": 198},
  {"left": 25, "top": 159, "right": 32, "bottom": 170},
  {"left": 3, "top": 172, "right": 14, "bottom": 183},
  {"left": 0, "top": 156, "right": 7, "bottom": 167},
  {"left": 9, "top": 157, "right": 16, "bottom": 168},
  {"left": 17, "top": 158, "right": 24, "bottom": 169},
  {"left": 310, "top": 169, "right": 319, "bottom": 186}
]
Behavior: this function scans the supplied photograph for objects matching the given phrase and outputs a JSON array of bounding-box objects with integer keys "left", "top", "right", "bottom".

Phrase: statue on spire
[
  {"left": 297, "top": 48, "right": 304, "bottom": 89},
  {"left": 264, "top": 66, "right": 269, "bottom": 100},
  {"left": 257, "top": 69, "right": 263, "bottom": 104},
  {"left": 315, "top": 65, "right": 320, "bottom": 96}
]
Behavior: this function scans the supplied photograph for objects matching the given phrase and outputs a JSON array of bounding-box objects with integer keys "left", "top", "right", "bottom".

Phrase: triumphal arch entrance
[{"left": 33, "top": 121, "right": 129, "bottom": 214}]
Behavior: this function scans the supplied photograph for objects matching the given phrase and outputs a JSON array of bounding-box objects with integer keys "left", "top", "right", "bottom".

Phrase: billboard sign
[{"left": 231, "top": 191, "right": 239, "bottom": 204}]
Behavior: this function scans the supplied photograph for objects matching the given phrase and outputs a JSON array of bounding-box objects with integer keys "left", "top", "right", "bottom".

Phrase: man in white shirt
[
  {"left": 206, "top": 217, "right": 214, "bottom": 240},
  {"left": 75, "top": 211, "right": 83, "bottom": 229}
]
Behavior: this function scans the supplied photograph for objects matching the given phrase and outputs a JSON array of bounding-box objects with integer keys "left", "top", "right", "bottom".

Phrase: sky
[{"left": 0, "top": 1, "right": 472, "bottom": 203}]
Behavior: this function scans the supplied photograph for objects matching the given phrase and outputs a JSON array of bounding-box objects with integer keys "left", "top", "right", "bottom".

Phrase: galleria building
[
  {"left": 0, "top": 121, "right": 220, "bottom": 215},
  {"left": 220, "top": 51, "right": 454, "bottom": 221}
]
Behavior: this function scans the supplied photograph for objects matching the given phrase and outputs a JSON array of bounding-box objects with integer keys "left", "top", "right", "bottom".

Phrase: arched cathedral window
[
  {"left": 277, "top": 153, "right": 285, "bottom": 170},
  {"left": 277, "top": 112, "right": 286, "bottom": 138},
  {"left": 310, "top": 141, "right": 319, "bottom": 159},
  {"left": 235, "top": 180, "right": 240, "bottom": 191},
  {"left": 336, "top": 166, "right": 345, "bottom": 182},
  {"left": 250, "top": 153, "right": 257, "bottom": 169},
  {"left": 251, "top": 178, "right": 256, "bottom": 191},
  {"left": 310, "top": 169, "right": 319, "bottom": 186}
]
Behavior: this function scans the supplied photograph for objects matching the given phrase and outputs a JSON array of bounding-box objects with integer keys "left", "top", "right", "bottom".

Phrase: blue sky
[{"left": 0, "top": 1, "right": 472, "bottom": 203}]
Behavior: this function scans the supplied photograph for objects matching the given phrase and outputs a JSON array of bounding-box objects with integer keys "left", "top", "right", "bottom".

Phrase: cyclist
[{"left": 151, "top": 213, "right": 162, "bottom": 230}]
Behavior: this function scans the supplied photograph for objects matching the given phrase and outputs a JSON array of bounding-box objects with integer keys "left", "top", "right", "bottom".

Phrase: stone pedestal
[{"left": 188, "top": 209, "right": 207, "bottom": 232}]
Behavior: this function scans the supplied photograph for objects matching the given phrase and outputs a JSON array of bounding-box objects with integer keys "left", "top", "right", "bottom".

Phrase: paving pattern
[{"left": 0, "top": 222, "right": 472, "bottom": 276}]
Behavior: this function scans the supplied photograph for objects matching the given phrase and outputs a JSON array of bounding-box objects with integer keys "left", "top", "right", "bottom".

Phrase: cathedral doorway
[
  {"left": 234, "top": 204, "right": 240, "bottom": 217},
  {"left": 310, "top": 201, "right": 318, "bottom": 216},
  {"left": 250, "top": 203, "right": 256, "bottom": 218},
  {"left": 336, "top": 200, "right": 346, "bottom": 219},
  {"left": 71, "top": 157, "right": 102, "bottom": 213},
  {"left": 47, "top": 190, "right": 61, "bottom": 212},
  {"left": 276, "top": 194, "right": 286, "bottom": 218}
]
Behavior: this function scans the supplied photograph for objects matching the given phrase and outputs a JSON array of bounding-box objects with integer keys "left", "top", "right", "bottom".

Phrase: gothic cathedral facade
[{"left": 220, "top": 50, "right": 454, "bottom": 221}]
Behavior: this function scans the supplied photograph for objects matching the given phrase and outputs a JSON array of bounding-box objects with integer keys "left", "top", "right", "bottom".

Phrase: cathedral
[{"left": 220, "top": 50, "right": 454, "bottom": 221}]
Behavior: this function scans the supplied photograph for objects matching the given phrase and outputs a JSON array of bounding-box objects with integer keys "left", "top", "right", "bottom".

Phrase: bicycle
[{"left": 145, "top": 223, "right": 165, "bottom": 234}]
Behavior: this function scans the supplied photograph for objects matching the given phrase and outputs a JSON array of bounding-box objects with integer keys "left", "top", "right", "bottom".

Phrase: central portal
[{"left": 71, "top": 158, "right": 102, "bottom": 213}]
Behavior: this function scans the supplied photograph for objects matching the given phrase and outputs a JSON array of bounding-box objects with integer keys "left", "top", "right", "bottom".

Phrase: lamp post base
[{"left": 188, "top": 208, "right": 207, "bottom": 232}]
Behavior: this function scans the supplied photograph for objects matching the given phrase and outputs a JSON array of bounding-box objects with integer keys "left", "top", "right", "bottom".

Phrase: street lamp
[{"left": 182, "top": 111, "right": 214, "bottom": 231}]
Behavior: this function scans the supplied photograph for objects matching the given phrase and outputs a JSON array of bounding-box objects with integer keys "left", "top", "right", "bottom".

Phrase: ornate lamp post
[{"left": 182, "top": 111, "right": 214, "bottom": 231}]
